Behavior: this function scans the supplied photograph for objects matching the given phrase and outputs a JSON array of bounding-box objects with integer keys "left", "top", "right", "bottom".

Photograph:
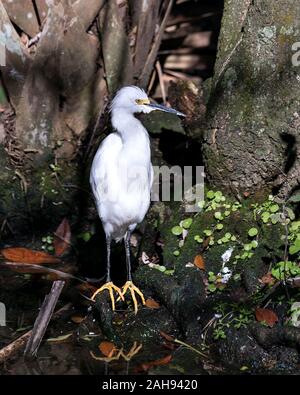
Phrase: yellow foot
[
  {"left": 121, "top": 281, "right": 146, "bottom": 314},
  {"left": 122, "top": 341, "right": 143, "bottom": 361},
  {"left": 90, "top": 342, "right": 142, "bottom": 363},
  {"left": 90, "top": 348, "right": 123, "bottom": 362},
  {"left": 91, "top": 281, "right": 124, "bottom": 311}
]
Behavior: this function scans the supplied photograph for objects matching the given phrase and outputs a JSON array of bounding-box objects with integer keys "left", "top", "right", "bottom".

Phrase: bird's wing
[{"left": 90, "top": 133, "right": 122, "bottom": 207}]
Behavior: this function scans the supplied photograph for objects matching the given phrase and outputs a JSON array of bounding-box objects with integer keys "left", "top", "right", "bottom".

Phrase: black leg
[
  {"left": 124, "top": 231, "right": 132, "bottom": 282},
  {"left": 106, "top": 236, "right": 111, "bottom": 282}
]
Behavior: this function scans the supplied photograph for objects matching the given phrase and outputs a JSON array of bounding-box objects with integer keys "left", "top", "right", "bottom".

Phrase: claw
[
  {"left": 90, "top": 342, "right": 142, "bottom": 363},
  {"left": 121, "top": 281, "right": 146, "bottom": 314},
  {"left": 121, "top": 341, "right": 143, "bottom": 361},
  {"left": 90, "top": 347, "right": 123, "bottom": 362},
  {"left": 91, "top": 281, "right": 124, "bottom": 310}
]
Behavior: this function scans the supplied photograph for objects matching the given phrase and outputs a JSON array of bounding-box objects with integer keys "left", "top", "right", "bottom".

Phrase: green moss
[
  {"left": 148, "top": 189, "right": 291, "bottom": 298},
  {"left": 0, "top": 146, "right": 80, "bottom": 238}
]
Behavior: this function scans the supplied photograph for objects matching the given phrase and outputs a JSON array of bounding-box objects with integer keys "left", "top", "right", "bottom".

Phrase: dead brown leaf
[
  {"left": 54, "top": 218, "right": 71, "bottom": 256},
  {"left": 159, "top": 331, "right": 175, "bottom": 342},
  {"left": 71, "top": 316, "right": 86, "bottom": 324},
  {"left": 259, "top": 272, "right": 275, "bottom": 285},
  {"left": 99, "top": 341, "right": 117, "bottom": 357},
  {"left": 255, "top": 308, "right": 278, "bottom": 327},
  {"left": 76, "top": 282, "right": 97, "bottom": 295},
  {"left": 145, "top": 298, "right": 160, "bottom": 309},
  {"left": 193, "top": 254, "right": 205, "bottom": 270},
  {"left": 1, "top": 247, "right": 60, "bottom": 264},
  {"left": 135, "top": 354, "right": 172, "bottom": 372}
]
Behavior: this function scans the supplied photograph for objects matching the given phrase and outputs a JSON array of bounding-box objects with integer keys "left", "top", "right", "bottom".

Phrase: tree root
[
  {"left": 93, "top": 291, "right": 122, "bottom": 346},
  {"left": 135, "top": 266, "right": 206, "bottom": 339},
  {"left": 250, "top": 322, "right": 300, "bottom": 349}
]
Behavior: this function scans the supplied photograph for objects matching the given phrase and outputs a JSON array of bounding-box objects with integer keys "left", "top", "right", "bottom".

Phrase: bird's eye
[{"left": 135, "top": 99, "right": 150, "bottom": 105}]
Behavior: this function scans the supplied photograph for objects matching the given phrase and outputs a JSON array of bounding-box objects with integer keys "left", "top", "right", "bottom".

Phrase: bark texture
[
  {"left": 0, "top": 0, "right": 173, "bottom": 235},
  {"left": 203, "top": 0, "right": 300, "bottom": 199}
]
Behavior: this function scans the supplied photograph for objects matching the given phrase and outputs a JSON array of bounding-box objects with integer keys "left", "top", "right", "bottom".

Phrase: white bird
[{"left": 90, "top": 86, "right": 185, "bottom": 313}]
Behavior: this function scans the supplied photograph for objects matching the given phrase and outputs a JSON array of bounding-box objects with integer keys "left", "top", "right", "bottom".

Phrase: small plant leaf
[
  {"left": 214, "top": 212, "right": 223, "bottom": 220},
  {"left": 288, "top": 192, "right": 300, "bottom": 203},
  {"left": 270, "top": 204, "right": 279, "bottom": 213},
  {"left": 171, "top": 226, "right": 183, "bottom": 236},
  {"left": 248, "top": 228, "right": 258, "bottom": 237},
  {"left": 47, "top": 333, "right": 73, "bottom": 343},
  {"left": 181, "top": 218, "right": 193, "bottom": 229},
  {"left": 289, "top": 239, "right": 300, "bottom": 255},
  {"left": 206, "top": 190, "right": 215, "bottom": 199}
]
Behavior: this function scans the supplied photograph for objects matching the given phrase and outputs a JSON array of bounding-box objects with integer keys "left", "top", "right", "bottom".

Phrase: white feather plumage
[{"left": 90, "top": 86, "right": 154, "bottom": 241}]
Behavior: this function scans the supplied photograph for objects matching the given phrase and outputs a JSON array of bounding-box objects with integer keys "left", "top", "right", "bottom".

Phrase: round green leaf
[
  {"left": 208, "top": 284, "right": 217, "bottom": 292},
  {"left": 198, "top": 200, "right": 205, "bottom": 209},
  {"left": 182, "top": 218, "right": 193, "bottom": 229},
  {"left": 206, "top": 190, "right": 215, "bottom": 199},
  {"left": 172, "top": 226, "right": 183, "bottom": 236},
  {"left": 248, "top": 227, "right": 258, "bottom": 237},
  {"left": 194, "top": 235, "right": 203, "bottom": 243},
  {"left": 214, "top": 212, "right": 223, "bottom": 220},
  {"left": 251, "top": 240, "right": 258, "bottom": 248},
  {"left": 270, "top": 204, "right": 279, "bottom": 213},
  {"left": 204, "top": 229, "right": 213, "bottom": 236},
  {"left": 244, "top": 243, "right": 252, "bottom": 251}
]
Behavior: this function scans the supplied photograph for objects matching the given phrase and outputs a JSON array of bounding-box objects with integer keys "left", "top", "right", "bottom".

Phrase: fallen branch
[
  {"left": 0, "top": 303, "right": 71, "bottom": 364},
  {"left": 24, "top": 280, "right": 65, "bottom": 357}
]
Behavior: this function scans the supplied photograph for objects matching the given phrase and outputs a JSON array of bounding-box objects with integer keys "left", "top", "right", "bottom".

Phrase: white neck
[
  {"left": 111, "top": 108, "right": 148, "bottom": 141},
  {"left": 111, "top": 108, "right": 151, "bottom": 166}
]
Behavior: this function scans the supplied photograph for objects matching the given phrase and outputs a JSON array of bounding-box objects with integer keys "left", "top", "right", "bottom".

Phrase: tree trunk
[
  {"left": 0, "top": 0, "right": 173, "bottom": 236},
  {"left": 203, "top": 0, "right": 300, "bottom": 200}
]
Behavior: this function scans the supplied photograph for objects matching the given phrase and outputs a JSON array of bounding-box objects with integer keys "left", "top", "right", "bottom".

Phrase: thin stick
[
  {"left": 24, "top": 281, "right": 66, "bottom": 357},
  {"left": 0, "top": 303, "right": 71, "bottom": 364},
  {"left": 281, "top": 202, "right": 290, "bottom": 300},
  {"left": 155, "top": 60, "right": 167, "bottom": 105},
  {"left": 174, "top": 338, "right": 208, "bottom": 358}
]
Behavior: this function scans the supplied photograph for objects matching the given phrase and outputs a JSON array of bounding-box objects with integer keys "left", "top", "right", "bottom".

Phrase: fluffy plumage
[{"left": 90, "top": 86, "right": 154, "bottom": 241}]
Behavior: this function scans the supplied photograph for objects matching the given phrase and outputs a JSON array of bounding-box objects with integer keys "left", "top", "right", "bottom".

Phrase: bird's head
[{"left": 110, "top": 86, "right": 185, "bottom": 117}]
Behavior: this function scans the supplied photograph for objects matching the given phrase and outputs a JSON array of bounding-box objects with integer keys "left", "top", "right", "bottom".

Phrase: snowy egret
[{"left": 90, "top": 86, "right": 185, "bottom": 313}]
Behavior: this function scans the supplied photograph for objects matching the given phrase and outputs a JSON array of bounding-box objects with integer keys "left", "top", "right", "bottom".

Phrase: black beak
[{"left": 147, "top": 103, "right": 186, "bottom": 117}]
